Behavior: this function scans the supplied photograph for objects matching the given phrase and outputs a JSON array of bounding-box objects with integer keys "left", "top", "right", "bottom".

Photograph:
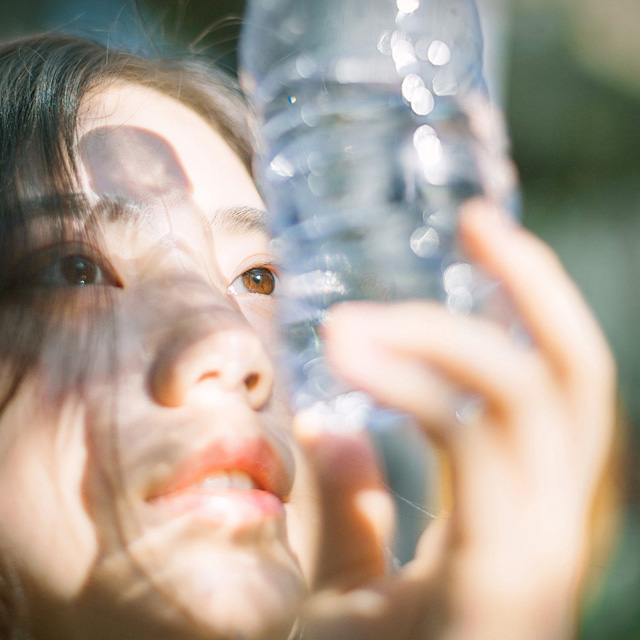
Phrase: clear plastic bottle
[{"left": 239, "top": 0, "right": 520, "bottom": 429}]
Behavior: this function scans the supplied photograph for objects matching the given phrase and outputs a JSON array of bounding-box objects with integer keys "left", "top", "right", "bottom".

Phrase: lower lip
[{"left": 149, "top": 489, "right": 285, "bottom": 528}]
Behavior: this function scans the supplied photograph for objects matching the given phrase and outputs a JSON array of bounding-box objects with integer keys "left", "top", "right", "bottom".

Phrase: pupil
[
  {"left": 242, "top": 268, "right": 275, "bottom": 295},
  {"left": 61, "top": 255, "right": 96, "bottom": 286}
]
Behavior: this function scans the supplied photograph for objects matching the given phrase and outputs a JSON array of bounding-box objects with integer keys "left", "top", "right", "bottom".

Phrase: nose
[{"left": 149, "top": 311, "right": 275, "bottom": 410}]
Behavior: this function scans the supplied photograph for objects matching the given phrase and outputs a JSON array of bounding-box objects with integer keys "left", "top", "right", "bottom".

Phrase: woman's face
[{"left": 0, "top": 83, "right": 318, "bottom": 639}]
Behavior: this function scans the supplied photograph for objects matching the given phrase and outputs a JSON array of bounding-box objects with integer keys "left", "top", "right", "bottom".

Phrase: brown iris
[
  {"left": 241, "top": 267, "right": 276, "bottom": 295},
  {"left": 60, "top": 255, "right": 98, "bottom": 285}
]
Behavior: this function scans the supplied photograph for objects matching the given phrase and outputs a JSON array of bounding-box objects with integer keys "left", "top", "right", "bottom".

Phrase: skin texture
[
  {"left": 298, "top": 202, "right": 617, "bottom": 640},
  {"left": 0, "top": 81, "right": 617, "bottom": 640},
  {"left": 0, "top": 83, "right": 323, "bottom": 640}
]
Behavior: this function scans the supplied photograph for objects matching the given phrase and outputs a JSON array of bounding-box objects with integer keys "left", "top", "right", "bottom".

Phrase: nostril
[
  {"left": 197, "top": 372, "right": 219, "bottom": 384},
  {"left": 150, "top": 325, "right": 274, "bottom": 409},
  {"left": 244, "top": 373, "right": 259, "bottom": 391}
]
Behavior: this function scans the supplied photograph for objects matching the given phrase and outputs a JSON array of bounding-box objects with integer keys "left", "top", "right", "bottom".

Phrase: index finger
[{"left": 459, "top": 200, "right": 615, "bottom": 391}]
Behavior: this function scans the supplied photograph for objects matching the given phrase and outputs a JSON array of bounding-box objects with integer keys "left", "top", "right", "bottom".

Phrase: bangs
[
  {"left": 0, "top": 34, "right": 252, "bottom": 415},
  {"left": 0, "top": 37, "right": 94, "bottom": 413}
]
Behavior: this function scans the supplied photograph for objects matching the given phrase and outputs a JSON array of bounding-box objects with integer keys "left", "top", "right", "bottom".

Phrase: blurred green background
[{"left": 0, "top": 0, "right": 637, "bottom": 637}]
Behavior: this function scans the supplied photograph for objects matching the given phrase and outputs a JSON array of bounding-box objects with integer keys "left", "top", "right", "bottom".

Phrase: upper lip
[{"left": 145, "top": 435, "right": 293, "bottom": 503}]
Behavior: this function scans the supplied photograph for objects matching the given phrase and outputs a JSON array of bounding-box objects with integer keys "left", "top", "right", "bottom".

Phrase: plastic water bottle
[{"left": 239, "top": 0, "right": 520, "bottom": 429}]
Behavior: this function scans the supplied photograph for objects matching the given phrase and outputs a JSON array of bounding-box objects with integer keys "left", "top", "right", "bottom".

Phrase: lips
[{"left": 146, "top": 436, "right": 292, "bottom": 527}]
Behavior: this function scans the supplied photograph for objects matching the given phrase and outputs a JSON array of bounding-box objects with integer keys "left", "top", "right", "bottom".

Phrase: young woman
[{"left": 0, "top": 33, "right": 617, "bottom": 640}]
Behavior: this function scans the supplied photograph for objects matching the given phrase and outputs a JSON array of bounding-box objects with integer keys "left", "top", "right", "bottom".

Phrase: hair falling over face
[
  {"left": 0, "top": 26, "right": 623, "bottom": 640},
  {"left": 0, "top": 34, "right": 316, "bottom": 640}
]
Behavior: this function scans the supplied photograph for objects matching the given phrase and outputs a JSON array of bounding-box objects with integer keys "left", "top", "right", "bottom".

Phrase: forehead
[{"left": 77, "top": 83, "right": 263, "bottom": 214}]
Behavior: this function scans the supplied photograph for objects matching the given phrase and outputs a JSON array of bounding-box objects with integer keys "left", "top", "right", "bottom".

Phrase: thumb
[{"left": 295, "top": 411, "right": 396, "bottom": 591}]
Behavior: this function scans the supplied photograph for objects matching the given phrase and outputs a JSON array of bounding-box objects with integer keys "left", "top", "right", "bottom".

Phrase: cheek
[
  {"left": 0, "top": 382, "right": 97, "bottom": 600},
  {"left": 235, "top": 295, "right": 278, "bottom": 340}
]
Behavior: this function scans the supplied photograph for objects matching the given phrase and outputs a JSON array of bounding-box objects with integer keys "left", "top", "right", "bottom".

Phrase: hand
[{"left": 294, "top": 200, "right": 618, "bottom": 640}]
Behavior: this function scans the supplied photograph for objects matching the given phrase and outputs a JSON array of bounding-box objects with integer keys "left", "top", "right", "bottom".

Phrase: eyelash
[
  {"left": 6, "top": 243, "right": 122, "bottom": 291},
  {"left": 228, "top": 263, "right": 279, "bottom": 297},
  {"left": 5, "top": 244, "right": 279, "bottom": 301}
]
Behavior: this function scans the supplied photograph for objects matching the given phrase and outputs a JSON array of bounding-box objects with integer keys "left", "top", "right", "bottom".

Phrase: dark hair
[
  {"left": 0, "top": 33, "right": 253, "bottom": 414},
  {"left": 0, "top": 33, "right": 257, "bottom": 637}
]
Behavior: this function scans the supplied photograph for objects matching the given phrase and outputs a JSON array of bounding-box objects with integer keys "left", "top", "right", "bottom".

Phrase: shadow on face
[{"left": 0, "top": 82, "right": 315, "bottom": 640}]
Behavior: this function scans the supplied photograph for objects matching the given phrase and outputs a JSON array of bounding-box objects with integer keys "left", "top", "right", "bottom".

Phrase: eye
[
  {"left": 8, "top": 245, "right": 122, "bottom": 290},
  {"left": 51, "top": 255, "right": 103, "bottom": 286},
  {"left": 229, "top": 267, "right": 277, "bottom": 296}
]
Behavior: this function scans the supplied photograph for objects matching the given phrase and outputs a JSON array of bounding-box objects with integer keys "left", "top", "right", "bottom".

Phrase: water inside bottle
[{"left": 240, "top": 0, "right": 520, "bottom": 429}]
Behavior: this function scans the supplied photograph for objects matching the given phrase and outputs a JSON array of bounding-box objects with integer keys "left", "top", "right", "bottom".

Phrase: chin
[
  {"left": 74, "top": 517, "right": 307, "bottom": 640},
  {"left": 145, "top": 545, "right": 306, "bottom": 640}
]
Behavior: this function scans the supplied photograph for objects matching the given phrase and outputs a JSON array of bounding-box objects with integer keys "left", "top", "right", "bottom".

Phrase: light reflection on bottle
[{"left": 240, "top": 0, "right": 521, "bottom": 429}]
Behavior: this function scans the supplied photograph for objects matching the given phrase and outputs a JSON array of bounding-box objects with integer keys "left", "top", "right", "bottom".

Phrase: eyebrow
[
  {"left": 19, "top": 193, "right": 137, "bottom": 224},
  {"left": 207, "top": 205, "right": 269, "bottom": 235},
  {"left": 20, "top": 195, "right": 269, "bottom": 237}
]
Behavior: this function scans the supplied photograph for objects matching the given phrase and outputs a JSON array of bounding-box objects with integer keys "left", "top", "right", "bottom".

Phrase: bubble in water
[
  {"left": 432, "top": 68, "right": 459, "bottom": 95},
  {"left": 377, "top": 30, "right": 393, "bottom": 56},
  {"left": 391, "top": 31, "right": 418, "bottom": 73},
  {"left": 240, "top": 0, "right": 520, "bottom": 422},
  {"left": 397, "top": 0, "right": 420, "bottom": 14},
  {"left": 427, "top": 40, "right": 452, "bottom": 66},
  {"left": 443, "top": 262, "right": 476, "bottom": 292},
  {"left": 410, "top": 86, "right": 435, "bottom": 115},
  {"left": 269, "top": 154, "right": 295, "bottom": 179},
  {"left": 401, "top": 73, "right": 425, "bottom": 101},
  {"left": 410, "top": 226, "right": 440, "bottom": 258}
]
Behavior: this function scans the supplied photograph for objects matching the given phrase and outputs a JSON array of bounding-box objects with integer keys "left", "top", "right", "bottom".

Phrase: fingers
[
  {"left": 459, "top": 200, "right": 617, "bottom": 479},
  {"left": 324, "top": 301, "right": 546, "bottom": 428},
  {"left": 459, "top": 200, "right": 616, "bottom": 395},
  {"left": 322, "top": 201, "right": 617, "bottom": 485},
  {"left": 294, "top": 411, "right": 395, "bottom": 591},
  {"left": 300, "top": 521, "right": 450, "bottom": 640},
  {"left": 323, "top": 309, "right": 456, "bottom": 432},
  {"left": 301, "top": 200, "right": 618, "bottom": 640},
  {"left": 299, "top": 582, "right": 430, "bottom": 640}
]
